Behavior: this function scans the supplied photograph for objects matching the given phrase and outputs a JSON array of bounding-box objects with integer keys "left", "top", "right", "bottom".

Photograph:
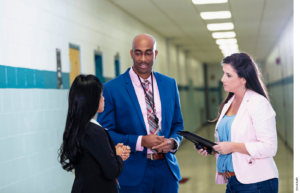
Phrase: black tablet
[{"left": 178, "top": 131, "right": 219, "bottom": 154}]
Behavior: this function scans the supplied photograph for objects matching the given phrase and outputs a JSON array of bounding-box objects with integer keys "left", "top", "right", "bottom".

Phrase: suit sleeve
[
  {"left": 244, "top": 97, "right": 278, "bottom": 159},
  {"left": 168, "top": 79, "right": 184, "bottom": 153},
  {"left": 83, "top": 127, "right": 124, "bottom": 180},
  {"left": 97, "top": 85, "right": 139, "bottom": 152}
]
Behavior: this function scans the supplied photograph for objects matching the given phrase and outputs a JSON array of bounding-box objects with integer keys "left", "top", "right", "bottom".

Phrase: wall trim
[
  {"left": 266, "top": 75, "right": 293, "bottom": 88},
  {"left": 0, "top": 65, "right": 70, "bottom": 89}
]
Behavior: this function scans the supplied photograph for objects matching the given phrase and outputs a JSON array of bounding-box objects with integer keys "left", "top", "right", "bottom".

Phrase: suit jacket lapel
[
  {"left": 231, "top": 90, "right": 253, "bottom": 141},
  {"left": 124, "top": 68, "right": 147, "bottom": 132},
  {"left": 153, "top": 71, "right": 166, "bottom": 135}
]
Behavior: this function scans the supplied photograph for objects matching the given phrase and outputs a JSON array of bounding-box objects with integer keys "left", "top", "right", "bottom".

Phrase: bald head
[
  {"left": 130, "top": 33, "right": 158, "bottom": 79},
  {"left": 132, "top": 34, "right": 157, "bottom": 51}
]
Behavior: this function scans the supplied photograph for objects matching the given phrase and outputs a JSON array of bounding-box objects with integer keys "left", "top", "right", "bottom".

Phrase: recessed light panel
[
  {"left": 221, "top": 48, "right": 239, "bottom": 55},
  {"left": 207, "top": 23, "right": 234, "bottom": 31},
  {"left": 216, "top": 38, "right": 237, "bottom": 45},
  {"left": 212, "top": 31, "right": 236, "bottom": 38},
  {"left": 219, "top": 44, "right": 239, "bottom": 50},
  {"left": 223, "top": 50, "right": 240, "bottom": 57},
  {"left": 200, "top": 11, "right": 231, "bottom": 20},
  {"left": 192, "top": 0, "right": 228, "bottom": 4}
]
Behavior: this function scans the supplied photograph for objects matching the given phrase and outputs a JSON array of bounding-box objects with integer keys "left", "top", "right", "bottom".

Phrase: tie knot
[{"left": 142, "top": 80, "right": 150, "bottom": 86}]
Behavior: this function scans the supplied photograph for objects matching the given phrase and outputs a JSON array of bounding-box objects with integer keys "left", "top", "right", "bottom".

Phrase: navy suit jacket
[{"left": 97, "top": 68, "right": 184, "bottom": 186}]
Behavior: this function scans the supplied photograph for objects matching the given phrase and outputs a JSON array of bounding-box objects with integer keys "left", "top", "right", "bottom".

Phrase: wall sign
[{"left": 56, "top": 48, "right": 63, "bottom": 89}]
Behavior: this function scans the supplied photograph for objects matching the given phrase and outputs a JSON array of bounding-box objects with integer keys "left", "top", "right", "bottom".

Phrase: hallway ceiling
[{"left": 109, "top": 0, "right": 293, "bottom": 64}]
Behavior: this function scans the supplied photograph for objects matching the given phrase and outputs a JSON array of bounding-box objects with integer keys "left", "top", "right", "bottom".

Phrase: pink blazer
[{"left": 215, "top": 89, "right": 279, "bottom": 184}]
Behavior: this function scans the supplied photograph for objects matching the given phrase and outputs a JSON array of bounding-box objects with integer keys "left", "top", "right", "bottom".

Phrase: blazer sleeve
[
  {"left": 97, "top": 85, "right": 139, "bottom": 152},
  {"left": 168, "top": 79, "right": 184, "bottom": 153},
  {"left": 83, "top": 126, "right": 124, "bottom": 180},
  {"left": 244, "top": 96, "right": 278, "bottom": 159}
]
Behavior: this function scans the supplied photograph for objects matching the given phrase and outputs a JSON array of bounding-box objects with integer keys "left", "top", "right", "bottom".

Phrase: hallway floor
[{"left": 177, "top": 124, "right": 293, "bottom": 193}]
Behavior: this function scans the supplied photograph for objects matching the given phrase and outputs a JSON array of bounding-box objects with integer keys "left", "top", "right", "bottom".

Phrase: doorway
[{"left": 69, "top": 44, "right": 81, "bottom": 85}]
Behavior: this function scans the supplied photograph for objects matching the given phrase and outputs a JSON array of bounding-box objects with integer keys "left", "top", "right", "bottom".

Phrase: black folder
[{"left": 178, "top": 131, "right": 219, "bottom": 154}]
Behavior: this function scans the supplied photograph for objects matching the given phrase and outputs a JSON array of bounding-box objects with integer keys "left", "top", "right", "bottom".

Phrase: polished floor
[{"left": 177, "top": 124, "right": 293, "bottom": 193}]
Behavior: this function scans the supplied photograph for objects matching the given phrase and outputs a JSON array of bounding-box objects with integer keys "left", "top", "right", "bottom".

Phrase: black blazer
[{"left": 71, "top": 122, "right": 124, "bottom": 193}]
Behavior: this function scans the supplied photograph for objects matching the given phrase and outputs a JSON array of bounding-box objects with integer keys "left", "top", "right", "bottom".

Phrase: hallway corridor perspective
[{"left": 177, "top": 125, "right": 293, "bottom": 193}]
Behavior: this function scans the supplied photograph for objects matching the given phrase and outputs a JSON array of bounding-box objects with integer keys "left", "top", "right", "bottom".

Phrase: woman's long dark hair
[
  {"left": 212, "top": 52, "right": 269, "bottom": 122},
  {"left": 58, "top": 75, "right": 104, "bottom": 171}
]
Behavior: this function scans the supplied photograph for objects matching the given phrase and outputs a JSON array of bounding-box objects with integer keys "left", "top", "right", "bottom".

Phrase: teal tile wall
[
  {"left": 0, "top": 89, "right": 73, "bottom": 193},
  {"left": 0, "top": 65, "right": 70, "bottom": 89}
]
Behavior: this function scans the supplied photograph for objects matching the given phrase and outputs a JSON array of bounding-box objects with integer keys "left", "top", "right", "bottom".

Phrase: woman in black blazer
[{"left": 58, "top": 75, "right": 130, "bottom": 193}]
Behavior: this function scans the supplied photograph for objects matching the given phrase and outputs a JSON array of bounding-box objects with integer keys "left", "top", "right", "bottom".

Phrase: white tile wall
[{"left": 0, "top": 89, "right": 71, "bottom": 192}]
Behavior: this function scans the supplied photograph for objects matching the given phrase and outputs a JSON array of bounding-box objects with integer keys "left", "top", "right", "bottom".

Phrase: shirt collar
[
  {"left": 129, "top": 66, "right": 153, "bottom": 87},
  {"left": 90, "top": 118, "right": 106, "bottom": 129}
]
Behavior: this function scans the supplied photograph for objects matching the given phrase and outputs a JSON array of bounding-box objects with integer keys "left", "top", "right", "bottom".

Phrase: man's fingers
[
  {"left": 152, "top": 141, "right": 168, "bottom": 149},
  {"left": 152, "top": 144, "right": 164, "bottom": 149},
  {"left": 157, "top": 136, "right": 165, "bottom": 141}
]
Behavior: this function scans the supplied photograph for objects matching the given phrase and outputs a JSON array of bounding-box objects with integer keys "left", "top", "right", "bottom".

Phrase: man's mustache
[{"left": 139, "top": 62, "right": 149, "bottom": 65}]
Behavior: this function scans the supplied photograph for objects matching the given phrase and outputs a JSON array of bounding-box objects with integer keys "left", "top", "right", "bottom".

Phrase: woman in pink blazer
[{"left": 197, "top": 53, "right": 279, "bottom": 193}]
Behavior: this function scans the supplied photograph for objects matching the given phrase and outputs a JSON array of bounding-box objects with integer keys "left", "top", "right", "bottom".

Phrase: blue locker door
[
  {"left": 115, "top": 58, "right": 120, "bottom": 77},
  {"left": 95, "top": 55, "right": 105, "bottom": 83}
]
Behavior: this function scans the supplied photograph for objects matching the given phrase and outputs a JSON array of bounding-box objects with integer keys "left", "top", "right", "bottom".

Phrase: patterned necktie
[{"left": 141, "top": 80, "right": 159, "bottom": 135}]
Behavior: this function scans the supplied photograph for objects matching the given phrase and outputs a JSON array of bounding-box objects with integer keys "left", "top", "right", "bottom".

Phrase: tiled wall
[
  {"left": 0, "top": 89, "right": 73, "bottom": 193},
  {"left": 263, "top": 16, "right": 294, "bottom": 150},
  {"left": 0, "top": 65, "right": 70, "bottom": 89}
]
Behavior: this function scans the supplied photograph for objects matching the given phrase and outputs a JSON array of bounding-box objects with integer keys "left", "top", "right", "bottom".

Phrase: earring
[{"left": 242, "top": 85, "right": 246, "bottom": 92}]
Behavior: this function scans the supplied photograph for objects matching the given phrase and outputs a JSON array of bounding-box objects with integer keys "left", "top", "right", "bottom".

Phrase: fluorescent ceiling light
[
  {"left": 223, "top": 50, "right": 239, "bottom": 57},
  {"left": 221, "top": 49, "right": 239, "bottom": 55},
  {"left": 219, "top": 44, "right": 239, "bottom": 50},
  {"left": 207, "top": 23, "right": 234, "bottom": 31},
  {"left": 200, "top": 11, "right": 231, "bottom": 20},
  {"left": 216, "top": 38, "right": 237, "bottom": 45},
  {"left": 192, "top": 0, "right": 228, "bottom": 4},
  {"left": 221, "top": 47, "right": 239, "bottom": 52},
  {"left": 212, "top": 31, "right": 236, "bottom": 38},
  {"left": 223, "top": 53, "right": 232, "bottom": 57}
]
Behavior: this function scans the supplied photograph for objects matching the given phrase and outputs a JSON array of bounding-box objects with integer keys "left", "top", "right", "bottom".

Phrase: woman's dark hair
[
  {"left": 212, "top": 52, "right": 269, "bottom": 122},
  {"left": 58, "top": 75, "right": 104, "bottom": 171}
]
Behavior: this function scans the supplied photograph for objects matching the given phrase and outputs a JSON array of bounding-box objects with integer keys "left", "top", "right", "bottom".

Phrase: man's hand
[
  {"left": 152, "top": 138, "right": 175, "bottom": 154},
  {"left": 141, "top": 134, "right": 164, "bottom": 149}
]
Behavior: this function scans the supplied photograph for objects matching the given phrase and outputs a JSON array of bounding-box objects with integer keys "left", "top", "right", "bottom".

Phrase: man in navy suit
[{"left": 97, "top": 34, "right": 184, "bottom": 193}]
